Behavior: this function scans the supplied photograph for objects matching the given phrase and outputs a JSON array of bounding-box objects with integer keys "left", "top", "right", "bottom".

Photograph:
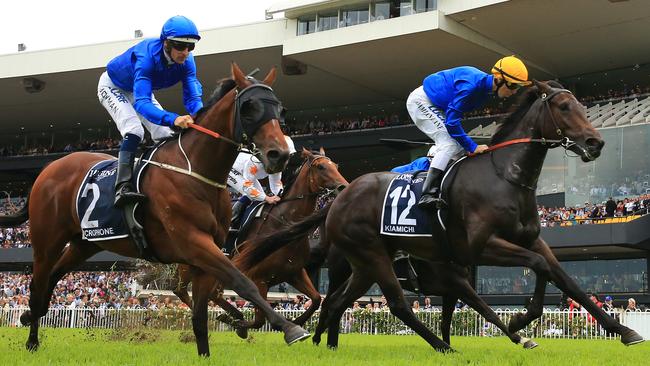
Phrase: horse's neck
[
  {"left": 492, "top": 113, "right": 549, "bottom": 192},
  {"left": 179, "top": 92, "right": 238, "bottom": 184},
  {"left": 281, "top": 165, "right": 319, "bottom": 215}
]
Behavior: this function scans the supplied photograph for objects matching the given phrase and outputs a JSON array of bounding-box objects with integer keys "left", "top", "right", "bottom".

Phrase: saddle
[{"left": 223, "top": 200, "right": 265, "bottom": 256}]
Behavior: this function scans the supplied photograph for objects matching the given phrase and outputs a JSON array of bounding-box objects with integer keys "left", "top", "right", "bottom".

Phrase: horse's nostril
[
  {"left": 586, "top": 138, "right": 604, "bottom": 151},
  {"left": 267, "top": 150, "right": 280, "bottom": 161}
]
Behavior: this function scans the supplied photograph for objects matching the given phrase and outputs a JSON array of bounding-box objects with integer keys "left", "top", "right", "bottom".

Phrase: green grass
[{"left": 0, "top": 328, "right": 647, "bottom": 366}]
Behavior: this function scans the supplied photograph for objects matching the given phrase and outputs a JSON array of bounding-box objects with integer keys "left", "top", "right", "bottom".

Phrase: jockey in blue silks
[
  {"left": 406, "top": 56, "right": 531, "bottom": 209},
  {"left": 97, "top": 15, "right": 203, "bottom": 207}
]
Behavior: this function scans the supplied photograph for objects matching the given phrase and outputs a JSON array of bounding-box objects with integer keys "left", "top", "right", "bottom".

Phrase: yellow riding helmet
[{"left": 491, "top": 56, "right": 531, "bottom": 86}]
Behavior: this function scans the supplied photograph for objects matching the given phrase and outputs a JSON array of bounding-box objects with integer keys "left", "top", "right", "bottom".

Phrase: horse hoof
[
  {"left": 327, "top": 344, "right": 338, "bottom": 350},
  {"left": 621, "top": 330, "right": 644, "bottom": 346},
  {"left": 437, "top": 347, "right": 455, "bottom": 354},
  {"left": 523, "top": 340, "right": 538, "bottom": 349},
  {"left": 235, "top": 326, "right": 249, "bottom": 340},
  {"left": 283, "top": 325, "right": 310, "bottom": 345},
  {"left": 25, "top": 340, "right": 39, "bottom": 352},
  {"left": 20, "top": 311, "right": 32, "bottom": 326}
]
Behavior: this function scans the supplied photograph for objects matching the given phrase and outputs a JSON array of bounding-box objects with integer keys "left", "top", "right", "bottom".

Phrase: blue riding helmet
[{"left": 160, "top": 15, "right": 201, "bottom": 43}]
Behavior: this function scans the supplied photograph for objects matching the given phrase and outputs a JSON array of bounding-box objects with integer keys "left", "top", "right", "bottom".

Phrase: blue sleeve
[
  {"left": 445, "top": 81, "right": 478, "bottom": 153},
  {"left": 390, "top": 157, "right": 430, "bottom": 173},
  {"left": 390, "top": 164, "right": 411, "bottom": 173},
  {"left": 132, "top": 55, "right": 179, "bottom": 127},
  {"left": 182, "top": 56, "right": 203, "bottom": 115}
]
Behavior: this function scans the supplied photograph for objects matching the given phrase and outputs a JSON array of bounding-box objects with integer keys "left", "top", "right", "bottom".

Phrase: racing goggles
[{"left": 169, "top": 40, "right": 195, "bottom": 52}]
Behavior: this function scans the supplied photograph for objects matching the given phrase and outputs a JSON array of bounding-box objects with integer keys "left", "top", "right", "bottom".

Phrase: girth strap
[{"left": 139, "top": 158, "right": 227, "bottom": 189}]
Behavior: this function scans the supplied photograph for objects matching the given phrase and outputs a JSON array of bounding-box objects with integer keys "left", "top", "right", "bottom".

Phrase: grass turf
[{"left": 0, "top": 328, "right": 647, "bottom": 365}]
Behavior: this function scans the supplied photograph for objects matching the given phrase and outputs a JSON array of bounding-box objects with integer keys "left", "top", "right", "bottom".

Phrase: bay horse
[
  {"left": 238, "top": 80, "right": 644, "bottom": 351},
  {"left": 0, "top": 63, "right": 311, "bottom": 357},
  {"left": 172, "top": 148, "right": 348, "bottom": 335},
  {"left": 326, "top": 245, "right": 536, "bottom": 348}
]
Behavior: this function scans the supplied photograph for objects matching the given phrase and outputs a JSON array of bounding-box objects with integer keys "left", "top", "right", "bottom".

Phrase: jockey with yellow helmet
[
  {"left": 406, "top": 56, "right": 530, "bottom": 209},
  {"left": 98, "top": 15, "right": 203, "bottom": 207}
]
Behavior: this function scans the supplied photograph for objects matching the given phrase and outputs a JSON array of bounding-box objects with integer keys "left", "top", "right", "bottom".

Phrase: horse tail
[
  {"left": 0, "top": 190, "right": 30, "bottom": 227},
  {"left": 236, "top": 202, "right": 332, "bottom": 271}
]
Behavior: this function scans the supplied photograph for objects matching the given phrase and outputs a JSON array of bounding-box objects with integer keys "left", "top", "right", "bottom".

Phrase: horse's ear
[
  {"left": 532, "top": 79, "right": 551, "bottom": 95},
  {"left": 231, "top": 62, "right": 248, "bottom": 89},
  {"left": 319, "top": 147, "right": 326, "bottom": 156},
  {"left": 262, "top": 67, "right": 277, "bottom": 86},
  {"left": 301, "top": 147, "right": 311, "bottom": 159}
]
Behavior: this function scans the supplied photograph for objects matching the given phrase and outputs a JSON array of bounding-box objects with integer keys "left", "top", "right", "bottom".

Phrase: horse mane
[
  {"left": 195, "top": 78, "right": 237, "bottom": 120},
  {"left": 280, "top": 153, "right": 304, "bottom": 196},
  {"left": 490, "top": 80, "right": 565, "bottom": 144}
]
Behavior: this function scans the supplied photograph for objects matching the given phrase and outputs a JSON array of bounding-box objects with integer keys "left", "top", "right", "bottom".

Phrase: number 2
[{"left": 81, "top": 183, "right": 100, "bottom": 228}]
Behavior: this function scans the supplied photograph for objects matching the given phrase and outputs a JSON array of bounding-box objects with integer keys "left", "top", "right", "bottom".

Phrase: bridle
[
  {"left": 468, "top": 87, "right": 580, "bottom": 157},
  {"left": 277, "top": 155, "right": 341, "bottom": 203},
  {"left": 142, "top": 81, "right": 284, "bottom": 189}
]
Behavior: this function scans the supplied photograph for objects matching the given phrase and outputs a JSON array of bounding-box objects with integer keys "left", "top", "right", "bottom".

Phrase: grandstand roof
[{"left": 1, "top": 0, "right": 649, "bottom": 134}]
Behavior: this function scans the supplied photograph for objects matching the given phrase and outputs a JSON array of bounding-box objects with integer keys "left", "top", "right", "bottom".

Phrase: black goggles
[
  {"left": 169, "top": 40, "right": 195, "bottom": 52},
  {"left": 505, "top": 81, "right": 522, "bottom": 90}
]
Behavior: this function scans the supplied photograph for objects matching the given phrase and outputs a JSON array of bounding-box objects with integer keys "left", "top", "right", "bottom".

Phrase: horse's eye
[
  {"left": 560, "top": 102, "right": 570, "bottom": 112},
  {"left": 317, "top": 164, "right": 326, "bottom": 171}
]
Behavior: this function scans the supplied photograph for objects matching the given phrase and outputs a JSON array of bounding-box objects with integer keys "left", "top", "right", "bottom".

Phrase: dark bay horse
[
  {"left": 173, "top": 148, "right": 348, "bottom": 333},
  {"left": 239, "top": 81, "right": 644, "bottom": 351},
  {"left": 0, "top": 63, "right": 311, "bottom": 357},
  {"left": 326, "top": 245, "right": 536, "bottom": 348}
]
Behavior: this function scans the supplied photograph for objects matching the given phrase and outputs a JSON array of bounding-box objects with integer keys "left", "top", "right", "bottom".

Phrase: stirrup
[
  {"left": 418, "top": 194, "right": 446, "bottom": 210},
  {"left": 114, "top": 185, "right": 146, "bottom": 208}
]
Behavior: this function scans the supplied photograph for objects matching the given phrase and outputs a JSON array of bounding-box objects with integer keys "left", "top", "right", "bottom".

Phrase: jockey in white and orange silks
[{"left": 227, "top": 135, "right": 296, "bottom": 225}]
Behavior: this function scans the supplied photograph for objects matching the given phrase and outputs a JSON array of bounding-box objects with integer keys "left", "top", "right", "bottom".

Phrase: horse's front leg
[
  {"left": 173, "top": 264, "right": 194, "bottom": 309},
  {"left": 528, "top": 238, "right": 644, "bottom": 346},
  {"left": 181, "top": 230, "right": 310, "bottom": 346},
  {"left": 288, "top": 269, "right": 322, "bottom": 327}
]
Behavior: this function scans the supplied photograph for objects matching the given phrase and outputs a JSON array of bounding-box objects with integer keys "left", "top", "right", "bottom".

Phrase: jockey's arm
[
  {"left": 132, "top": 58, "right": 178, "bottom": 127},
  {"left": 446, "top": 84, "right": 478, "bottom": 153},
  {"left": 268, "top": 172, "right": 284, "bottom": 196},
  {"left": 181, "top": 56, "right": 203, "bottom": 115},
  {"left": 241, "top": 160, "right": 268, "bottom": 202}
]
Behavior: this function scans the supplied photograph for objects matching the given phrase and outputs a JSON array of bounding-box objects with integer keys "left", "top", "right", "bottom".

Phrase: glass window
[
  {"left": 318, "top": 11, "right": 338, "bottom": 32},
  {"left": 477, "top": 258, "right": 648, "bottom": 295},
  {"left": 565, "top": 125, "right": 650, "bottom": 207},
  {"left": 398, "top": 0, "right": 413, "bottom": 16},
  {"left": 415, "top": 0, "right": 437, "bottom": 13},
  {"left": 372, "top": 1, "right": 391, "bottom": 21},
  {"left": 297, "top": 16, "right": 316, "bottom": 35},
  {"left": 341, "top": 6, "right": 370, "bottom": 27}
]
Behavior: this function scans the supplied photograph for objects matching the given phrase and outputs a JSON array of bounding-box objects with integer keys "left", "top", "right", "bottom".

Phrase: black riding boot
[
  {"left": 418, "top": 167, "right": 445, "bottom": 210},
  {"left": 230, "top": 200, "right": 246, "bottom": 229},
  {"left": 114, "top": 151, "right": 146, "bottom": 208}
]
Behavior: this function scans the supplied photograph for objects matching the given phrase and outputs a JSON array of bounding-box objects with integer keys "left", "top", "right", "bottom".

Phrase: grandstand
[{"left": 1, "top": 0, "right": 649, "bottom": 307}]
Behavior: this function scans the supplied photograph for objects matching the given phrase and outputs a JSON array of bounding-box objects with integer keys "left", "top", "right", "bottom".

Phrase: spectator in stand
[
  {"left": 605, "top": 197, "right": 616, "bottom": 217},
  {"left": 568, "top": 297, "right": 581, "bottom": 320},
  {"left": 412, "top": 300, "right": 420, "bottom": 313},
  {"left": 602, "top": 296, "right": 615, "bottom": 312},
  {"left": 423, "top": 297, "right": 433, "bottom": 311},
  {"left": 626, "top": 298, "right": 638, "bottom": 312}
]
